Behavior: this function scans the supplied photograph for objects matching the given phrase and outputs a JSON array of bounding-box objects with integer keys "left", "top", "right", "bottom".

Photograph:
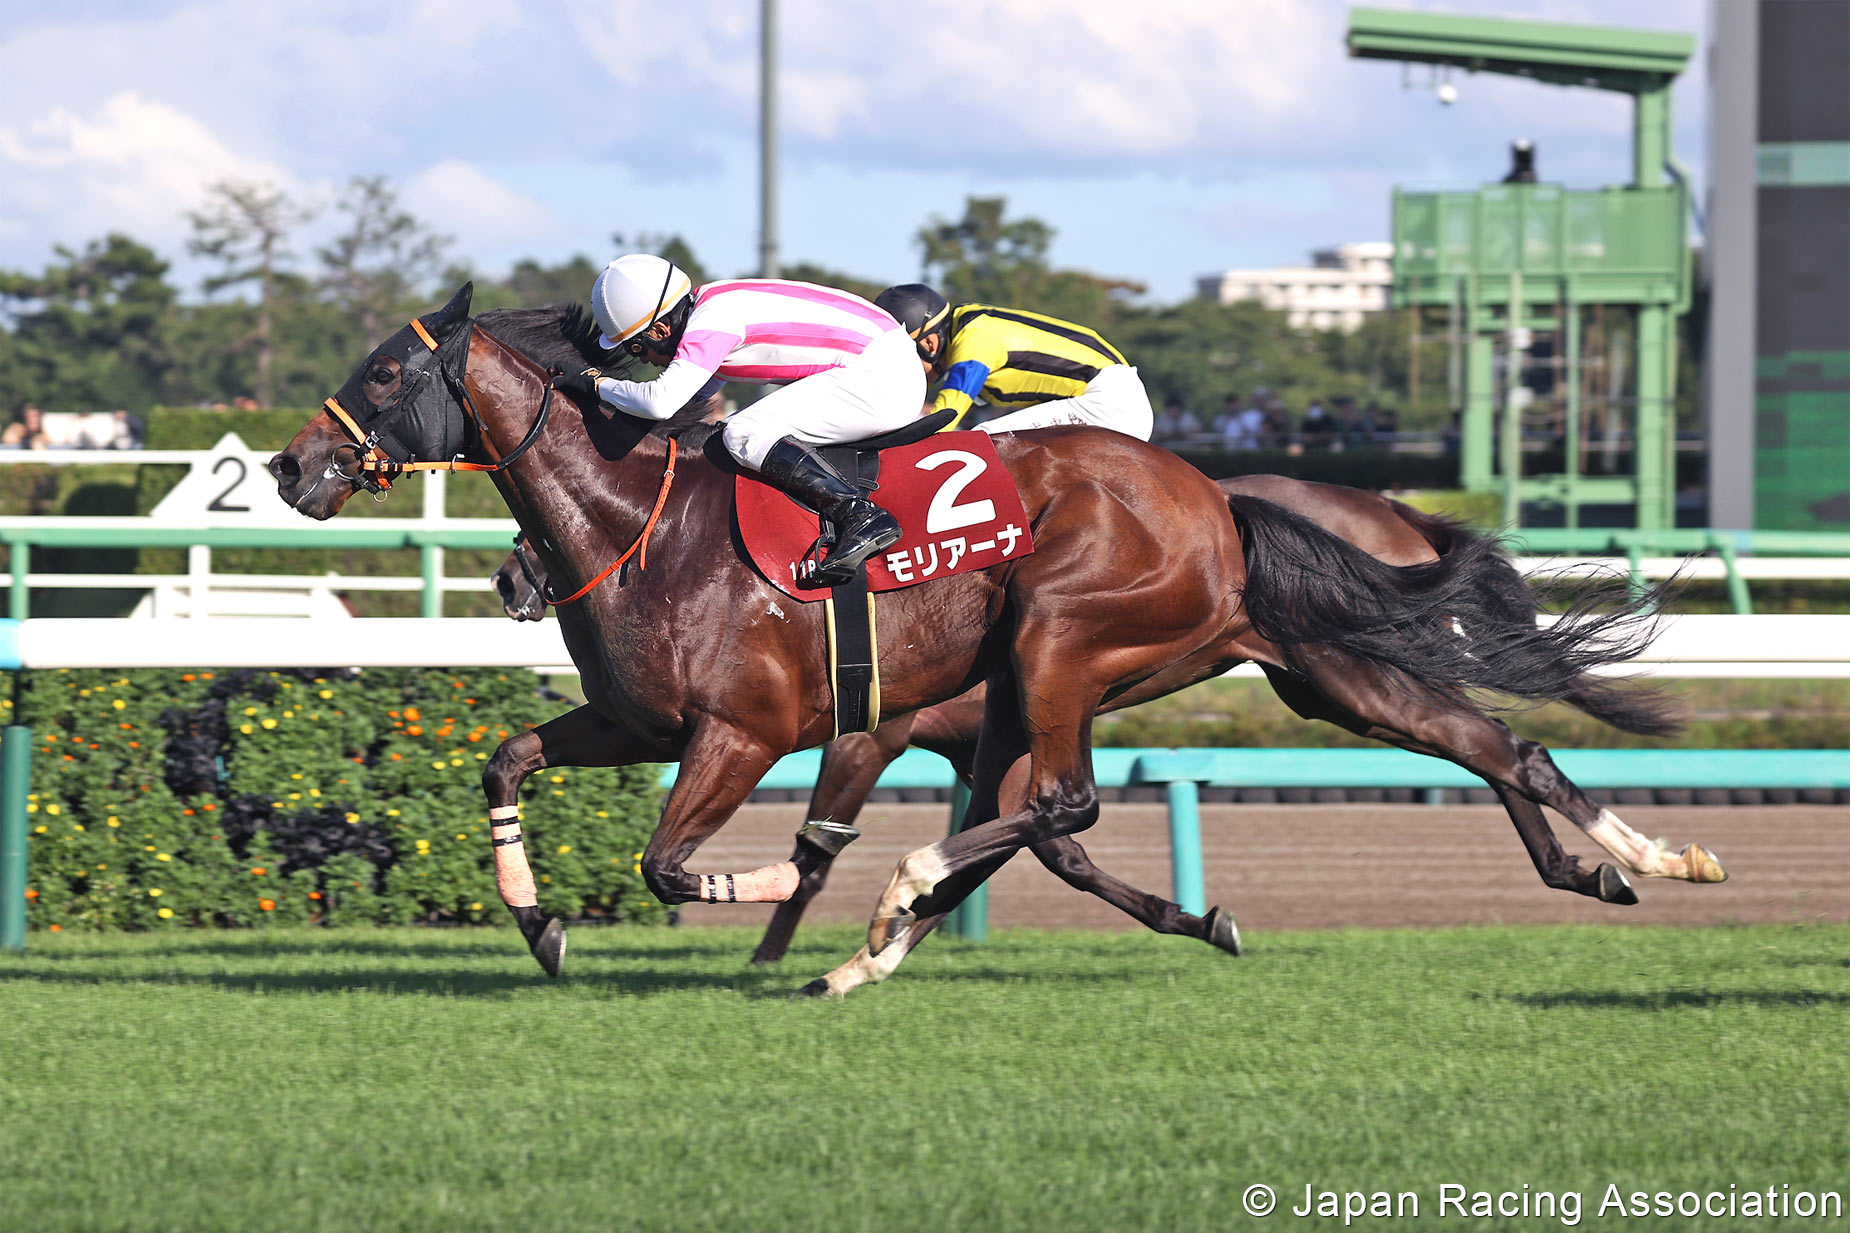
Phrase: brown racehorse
[
  {"left": 490, "top": 474, "right": 1454, "bottom": 964},
  {"left": 272, "top": 287, "right": 1723, "bottom": 996}
]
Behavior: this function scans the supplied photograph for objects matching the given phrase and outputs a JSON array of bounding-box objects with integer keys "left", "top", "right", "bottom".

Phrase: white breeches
[
  {"left": 721, "top": 330, "right": 926, "bottom": 469},
  {"left": 977, "top": 364, "right": 1154, "bottom": 441}
]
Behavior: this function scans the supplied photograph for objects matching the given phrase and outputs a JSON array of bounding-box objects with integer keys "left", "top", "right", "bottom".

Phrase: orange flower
[
  {"left": 390, "top": 753, "right": 402, "bottom": 761},
  {"left": 387, "top": 710, "right": 400, "bottom": 719},
  {"left": 202, "top": 803, "right": 215, "bottom": 812},
  {"left": 128, "top": 741, "right": 140, "bottom": 749},
  {"left": 308, "top": 891, "right": 322, "bottom": 901},
  {"left": 436, "top": 726, "right": 452, "bottom": 738},
  {"left": 48, "top": 924, "right": 61, "bottom": 933},
  {"left": 251, "top": 867, "right": 266, "bottom": 876},
  {"left": 182, "top": 808, "right": 195, "bottom": 816},
  {"left": 404, "top": 706, "right": 421, "bottom": 721},
  {"left": 258, "top": 898, "right": 276, "bottom": 911},
  {"left": 202, "top": 673, "right": 214, "bottom": 680},
  {"left": 24, "top": 888, "right": 37, "bottom": 901},
  {"left": 406, "top": 725, "right": 423, "bottom": 736},
  {"left": 181, "top": 673, "right": 196, "bottom": 682}
]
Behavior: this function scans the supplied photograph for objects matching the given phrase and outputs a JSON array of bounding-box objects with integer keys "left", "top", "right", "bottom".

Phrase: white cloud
[
  {"left": 0, "top": 91, "right": 294, "bottom": 261},
  {"left": 402, "top": 160, "right": 558, "bottom": 251}
]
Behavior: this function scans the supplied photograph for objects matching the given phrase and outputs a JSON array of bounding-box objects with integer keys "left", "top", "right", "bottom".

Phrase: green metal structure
[{"left": 1348, "top": 8, "right": 1696, "bottom": 531}]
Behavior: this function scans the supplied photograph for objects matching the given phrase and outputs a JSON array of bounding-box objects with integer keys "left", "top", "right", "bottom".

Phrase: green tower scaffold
[{"left": 1347, "top": 8, "right": 1696, "bottom": 530}]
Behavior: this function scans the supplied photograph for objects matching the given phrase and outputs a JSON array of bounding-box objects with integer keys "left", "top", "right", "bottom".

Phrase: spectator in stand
[
  {"left": 1237, "top": 398, "right": 1268, "bottom": 449},
  {"left": 1302, "top": 399, "right": 1335, "bottom": 447},
  {"left": 107, "top": 409, "right": 145, "bottom": 450},
  {"left": 1211, "top": 394, "right": 1243, "bottom": 440},
  {"left": 1153, "top": 400, "right": 1202, "bottom": 445},
  {"left": 1349, "top": 398, "right": 1378, "bottom": 443},
  {"left": 1371, "top": 402, "right": 1398, "bottom": 443},
  {"left": 2, "top": 403, "right": 50, "bottom": 450}
]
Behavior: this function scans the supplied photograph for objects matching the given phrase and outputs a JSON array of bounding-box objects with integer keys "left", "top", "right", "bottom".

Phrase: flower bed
[{"left": 11, "top": 666, "right": 664, "bottom": 931}]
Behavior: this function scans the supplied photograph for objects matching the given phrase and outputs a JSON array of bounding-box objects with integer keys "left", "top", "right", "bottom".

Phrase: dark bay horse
[
  {"left": 491, "top": 475, "right": 1457, "bottom": 963},
  {"left": 273, "top": 286, "right": 1722, "bottom": 996}
]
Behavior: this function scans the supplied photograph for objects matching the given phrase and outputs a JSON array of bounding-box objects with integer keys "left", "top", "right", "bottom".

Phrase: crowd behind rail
[
  {"left": 1149, "top": 391, "right": 1414, "bottom": 452},
  {"left": 4, "top": 402, "right": 146, "bottom": 451}
]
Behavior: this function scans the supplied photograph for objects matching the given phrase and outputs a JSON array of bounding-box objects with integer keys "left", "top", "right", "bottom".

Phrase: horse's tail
[{"left": 1225, "top": 495, "right": 1682, "bottom": 737}]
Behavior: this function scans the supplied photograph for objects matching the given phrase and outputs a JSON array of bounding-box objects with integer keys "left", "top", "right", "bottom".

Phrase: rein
[
  {"left": 541, "top": 436, "right": 677, "bottom": 605},
  {"left": 321, "top": 317, "right": 553, "bottom": 493},
  {"left": 326, "top": 313, "right": 677, "bottom": 606}
]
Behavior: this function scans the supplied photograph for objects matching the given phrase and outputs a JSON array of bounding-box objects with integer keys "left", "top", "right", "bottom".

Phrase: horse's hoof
[
  {"left": 1203, "top": 906, "right": 1243, "bottom": 956},
  {"left": 868, "top": 908, "right": 915, "bottom": 957},
  {"left": 794, "top": 977, "right": 834, "bottom": 999},
  {"left": 529, "top": 917, "right": 567, "bottom": 978},
  {"left": 1597, "top": 863, "right": 1639, "bottom": 905},
  {"left": 1684, "top": 843, "right": 1728, "bottom": 884}
]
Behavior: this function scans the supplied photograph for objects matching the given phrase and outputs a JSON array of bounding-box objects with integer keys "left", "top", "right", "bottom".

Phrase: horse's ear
[{"left": 428, "top": 282, "right": 474, "bottom": 339}]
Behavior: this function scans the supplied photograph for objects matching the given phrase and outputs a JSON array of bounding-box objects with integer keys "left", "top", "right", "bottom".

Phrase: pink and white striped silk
[
  {"left": 684, "top": 280, "right": 900, "bottom": 383},
  {"left": 594, "top": 279, "right": 904, "bottom": 422}
]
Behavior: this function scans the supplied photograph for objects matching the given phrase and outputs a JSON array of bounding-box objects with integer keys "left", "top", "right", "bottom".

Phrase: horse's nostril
[
  {"left": 269, "top": 453, "right": 301, "bottom": 485},
  {"left": 494, "top": 574, "right": 515, "bottom": 603}
]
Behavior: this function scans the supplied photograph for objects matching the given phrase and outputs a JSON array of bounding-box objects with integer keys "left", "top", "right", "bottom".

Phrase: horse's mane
[
  {"left": 476, "top": 303, "right": 724, "bottom": 446},
  {"left": 477, "top": 304, "right": 610, "bottom": 372}
]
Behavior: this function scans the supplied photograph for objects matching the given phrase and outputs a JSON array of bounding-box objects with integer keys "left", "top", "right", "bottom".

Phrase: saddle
[{"left": 734, "top": 410, "right": 1035, "bottom": 737}]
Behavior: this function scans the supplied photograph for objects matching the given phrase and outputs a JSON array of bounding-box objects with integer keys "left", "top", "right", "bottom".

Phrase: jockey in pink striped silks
[{"left": 565, "top": 254, "right": 922, "bottom": 586}]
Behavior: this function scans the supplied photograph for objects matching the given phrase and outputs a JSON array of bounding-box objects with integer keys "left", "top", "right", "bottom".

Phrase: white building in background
[{"left": 1196, "top": 241, "right": 1394, "bottom": 331}]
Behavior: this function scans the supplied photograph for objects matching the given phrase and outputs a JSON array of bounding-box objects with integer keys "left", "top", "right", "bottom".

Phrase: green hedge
[{"left": 10, "top": 666, "right": 665, "bottom": 932}]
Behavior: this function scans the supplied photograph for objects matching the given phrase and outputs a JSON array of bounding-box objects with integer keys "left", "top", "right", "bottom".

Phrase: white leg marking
[
  {"left": 872, "top": 841, "right": 951, "bottom": 922},
  {"left": 1584, "top": 808, "right": 1722, "bottom": 880},
  {"left": 817, "top": 938, "right": 916, "bottom": 997}
]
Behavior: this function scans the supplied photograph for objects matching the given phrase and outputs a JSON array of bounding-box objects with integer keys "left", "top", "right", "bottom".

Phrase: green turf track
[{"left": 4, "top": 924, "right": 1847, "bottom": 1233}]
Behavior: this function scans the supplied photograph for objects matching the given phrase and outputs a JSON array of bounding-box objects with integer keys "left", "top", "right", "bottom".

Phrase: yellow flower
[
  {"left": 148, "top": 888, "right": 162, "bottom": 897},
  {"left": 46, "top": 804, "right": 60, "bottom": 816},
  {"left": 290, "top": 773, "right": 304, "bottom": 780},
  {"left": 283, "top": 710, "right": 294, "bottom": 719},
  {"left": 261, "top": 718, "right": 277, "bottom": 730},
  {"left": 106, "top": 817, "right": 120, "bottom": 828},
  {"left": 455, "top": 833, "right": 467, "bottom": 841},
  {"left": 25, "top": 804, "right": 36, "bottom": 814},
  {"left": 595, "top": 811, "right": 609, "bottom": 819},
  {"left": 287, "top": 792, "right": 302, "bottom": 801},
  {"left": 112, "top": 699, "right": 126, "bottom": 710},
  {"left": 431, "top": 761, "right": 446, "bottom": 770},
  {"left": 474, "top": 752, "right": 487, "bottom": 760},
  {"left": 33, "top": 825, "right": 46, "bottom": 834},
  {"left": 156, "top": 853, "right": 172, "bottom": 862},
  {"left": 157, "top": 907, "right": 173, "bottom": 919},
  {"left": 239, "top": 724, "right": 253, "bottom": 735},
  {"left": 548, "top": 775, "right": 564, "bottom": 784},
  {"left": 556, "top": 844, "right": 572, "bottom": 855},
  {"left": 309, "top": 789, "right": 320, "bottom": 798},
  {"left": 318, "top": 689, "right": 333, "bottom": 699},
  {"left": 540, "top": 875, "right": 551, "bottom": 884},
  {"left": 448, "top": 758, "right": 463, "bottom": 767},
  {"left": 345, "top": 812, "right": 360, "bottom": 824},
  {"left": 145, "top": 845, "right": 156, "bottom": 851},
  {"left": 550, "top": 789, "right": 564, "bottom": 797},
  {"left": 470, "top": 901, "right": 483, "bottom": 911},
  {"left": 244, "top": 707, "right": 257, "bottom": 716},
  {"left": 386, "top": 809, "right": 400, "bottom": 817}
]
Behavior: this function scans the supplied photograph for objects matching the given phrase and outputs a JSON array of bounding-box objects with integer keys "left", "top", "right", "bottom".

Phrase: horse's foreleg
[
  {"left": 750, "top": 715, "right": 920, "bottom": 965},
  {"left": 640, "top": 726, "right": 802, "bottom": 907},
  {"left": 483, "top": 704, "right": 662, "bottom": 976}
]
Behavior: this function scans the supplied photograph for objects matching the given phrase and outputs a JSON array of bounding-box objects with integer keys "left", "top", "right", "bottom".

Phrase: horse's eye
[{"left": 369, "top": 367, "right": 393, "bottom": 385}]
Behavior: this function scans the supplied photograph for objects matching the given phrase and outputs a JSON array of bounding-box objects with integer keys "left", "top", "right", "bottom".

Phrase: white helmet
[{"left": 591, "top": 253, "right": 694, "bottom": 351}]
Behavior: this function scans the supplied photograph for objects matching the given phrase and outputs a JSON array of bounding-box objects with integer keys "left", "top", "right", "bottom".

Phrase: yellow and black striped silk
[{"left": 932, "top": 304, "right": 1128, "bottom": 428}]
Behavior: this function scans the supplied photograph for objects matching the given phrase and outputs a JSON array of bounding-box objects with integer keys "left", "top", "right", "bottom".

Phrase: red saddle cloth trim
[{"left": 735, "top": 429, "right": 1034, "bottom": 602}]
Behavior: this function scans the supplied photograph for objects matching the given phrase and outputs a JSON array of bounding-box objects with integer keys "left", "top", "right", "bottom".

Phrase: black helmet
[{"left": 875, "top": 283, "right": 952, "bottom": 371}]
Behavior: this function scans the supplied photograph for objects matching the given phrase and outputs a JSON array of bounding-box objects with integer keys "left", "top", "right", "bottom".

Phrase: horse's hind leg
[
  {"left": 1260, "top": 660, "right": 1639, "bottom": 903},
  {"left": 1030, "top": 836, "right": 1241, "bottom": 954}
]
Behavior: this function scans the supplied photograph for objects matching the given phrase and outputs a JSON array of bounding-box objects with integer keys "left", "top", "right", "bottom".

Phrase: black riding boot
[{"left": 759, "top": 438, "right": 902, "bottom": 586}]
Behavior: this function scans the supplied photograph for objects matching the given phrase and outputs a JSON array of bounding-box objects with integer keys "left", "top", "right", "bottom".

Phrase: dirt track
[{"left": 676, "top": 802, "right": 1850, "bottom": 933}]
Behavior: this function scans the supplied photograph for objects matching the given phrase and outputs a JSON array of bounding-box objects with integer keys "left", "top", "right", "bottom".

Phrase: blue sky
[{"left": 0, "top": 0, "right": 1707, "bottom": 304}]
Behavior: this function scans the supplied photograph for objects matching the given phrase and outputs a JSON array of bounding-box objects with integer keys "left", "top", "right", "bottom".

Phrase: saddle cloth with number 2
[{"left": 735, "top": 429, "right": 1035, "bottom": 603}]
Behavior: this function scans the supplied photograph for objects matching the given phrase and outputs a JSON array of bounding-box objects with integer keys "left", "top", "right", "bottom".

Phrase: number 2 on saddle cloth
[{"left": 734, "top": 429, "right": 1035, "bottom": 601}]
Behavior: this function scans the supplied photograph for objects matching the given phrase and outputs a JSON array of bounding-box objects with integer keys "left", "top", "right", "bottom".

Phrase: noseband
[{"left": 321, "top": 317, "right": 554, "bottom": 495}]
